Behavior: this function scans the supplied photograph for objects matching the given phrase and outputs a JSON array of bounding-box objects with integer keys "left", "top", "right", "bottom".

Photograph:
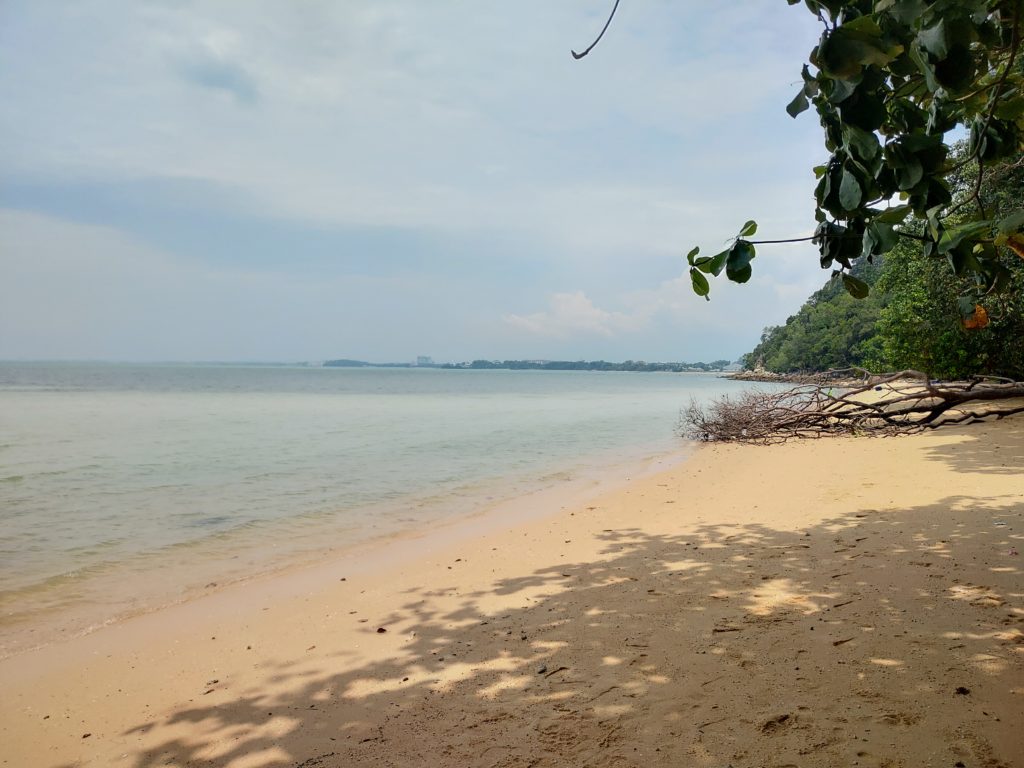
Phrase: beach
[{"left": 2, "top": 416, "right": 1023, "bottom": 768}]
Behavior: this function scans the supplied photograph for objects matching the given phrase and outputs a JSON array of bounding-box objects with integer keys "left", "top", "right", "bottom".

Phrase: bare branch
[
  {"left": 571, "top": 0, "right": 621, "bottom": 60},
  {"left": 680, "top": 370, "right": 1024, "bottom": 444}
]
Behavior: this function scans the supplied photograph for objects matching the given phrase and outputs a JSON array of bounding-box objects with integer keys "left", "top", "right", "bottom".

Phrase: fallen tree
[{"left": 680, "top": 369, "right": 1024, "bottom": 444}]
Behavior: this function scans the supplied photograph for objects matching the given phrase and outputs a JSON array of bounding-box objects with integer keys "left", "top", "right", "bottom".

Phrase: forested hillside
[
  {"left": 744, "top": 153, "right": 1024, "bottom": 380},
  {"left": 744, "top": 258, "right": 885, "bottom": 373}
]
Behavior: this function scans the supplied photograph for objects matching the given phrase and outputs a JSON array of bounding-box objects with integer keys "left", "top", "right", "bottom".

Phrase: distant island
[{"left": 321, "top": 358, "right": 738, "bottom": 372}]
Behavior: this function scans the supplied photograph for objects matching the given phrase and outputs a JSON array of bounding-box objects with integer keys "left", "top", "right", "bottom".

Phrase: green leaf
[
  {"left": 995, "top": 96, "right": 1024, "bottom": 121},
  {"left": 738, "top": 220, "right": 758, "bottom": 238},
  {"left": 997, "top": 210, "right": 1024, "bottom": 235},
  {"left": 818, "top": 22, "right": 904, "bottom": 80},
  {"left": 839, "top": 89, "right": 887, "bottom": 132},
  {"left": 727, "top": 264, "right": 753, "bottom": 284},
  {"left": 839, "top": 169, "right": 862, "bottom": 210},
  {"left": 786, "top": 89, "right": 810, "bottom": 118},
  {"left": 827, "top": 77, "right": 858, "bottom": 105},
  {"left": 862, "top": 221, "right": 899, "bottom": 259},
  {"left": 875, "top": 204, "right": 912, "bottom": 224},
  {"left": 861, "top": 226, "right": 878, "bottom": 261},
  {"left": 690, "top": 267, "right": 710, "bottom": 298},
  {"left": 686, "top": 246, "right": 700, "bottom": 266},
  {"left": 842, "top": 15, "right": 883, "bottom": 36},
  {"left": 728, "top": 241, "right": 756, "bottom": 269},
  {"left": 891, "top": 149, "right": 924, "bottom": 190},
  {"left": 841, "top": 273, "right": 870, "bottom": 299},
  {"left": 918, "top": 20, "right": 950, "bottom": 60},
  {"left": 726, "top": 241, "right": 756, "bottom": 283},
  {"left": 945, "top": 246, "right": 969, "bottom": 275},
  {"left": 873, "top": 222, "right": 899, "bottom": 253},
  {"left": 843, "top": 125, "right": 880, "bottom": 163},
  {"left": 925, "top": 205, "right": 943, "bottom": 241},
  {"left": 882, "top": 0, "right": 928, "bottom": 25},
  {"left": 937, "top": 220, "right": 992, "bottom": 254},
  {"left": 707, "top": 248, "right": 729, "bottom": 277},
  {"left": 909, "top": 43, "right": 940, "bottom": 92}
]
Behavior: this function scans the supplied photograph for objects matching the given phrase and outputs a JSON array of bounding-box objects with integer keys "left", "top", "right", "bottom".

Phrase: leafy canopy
[{"left": 688, "top": 0, "right": 1024, "bottom": 302}]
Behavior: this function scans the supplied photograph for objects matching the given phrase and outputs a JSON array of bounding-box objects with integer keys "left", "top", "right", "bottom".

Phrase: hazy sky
[{"left": 1, "top": 1, "right": 829, "bottom": 363}]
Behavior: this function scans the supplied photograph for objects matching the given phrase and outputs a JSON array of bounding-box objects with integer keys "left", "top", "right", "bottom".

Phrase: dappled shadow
[
  {"left": 921, "top": 415, "right": 1024, "bottom": 475},
  {"left": 120, "top": 494, "right": 1023, "bottom": 768}
]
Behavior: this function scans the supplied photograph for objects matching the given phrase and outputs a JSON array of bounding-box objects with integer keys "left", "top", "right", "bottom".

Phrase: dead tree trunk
[{"left": 680, "top": 369, "right": 1024, "bottom": 444}]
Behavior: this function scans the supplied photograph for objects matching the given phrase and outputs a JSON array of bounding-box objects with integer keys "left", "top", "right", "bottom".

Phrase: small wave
[
  {"left": 1, "top": 475, "right": 24, "bottom": 483},
  {"left": 186, "top": 515, "right": 233, "bottom": 528}
]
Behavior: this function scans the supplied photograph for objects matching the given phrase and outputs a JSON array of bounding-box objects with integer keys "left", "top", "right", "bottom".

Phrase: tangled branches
[{"left": 681, "top": 369, "right": 1024, "bottom": 444}]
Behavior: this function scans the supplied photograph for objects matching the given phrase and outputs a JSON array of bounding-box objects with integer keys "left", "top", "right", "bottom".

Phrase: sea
[{"left": 0, "top": 362, "right": 760, "bottom": 656}]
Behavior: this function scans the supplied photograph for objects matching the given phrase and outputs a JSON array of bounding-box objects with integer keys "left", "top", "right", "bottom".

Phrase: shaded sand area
[{"left": 2, "top": 417, "right": 1023, "bottom": 767}]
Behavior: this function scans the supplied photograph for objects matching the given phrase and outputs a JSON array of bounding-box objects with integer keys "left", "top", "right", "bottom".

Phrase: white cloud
[
  {"left": 504, "top": 291, "right": 650, "bottom": 339},
  {"left": 0, "top": 208, "right": 505, "bottom": 361},
  {"left": 0, "top": 1, "right": 824, "bottom": 242},
  {"left": 0, "top": 1, "right": 834, "bottom": 361}
]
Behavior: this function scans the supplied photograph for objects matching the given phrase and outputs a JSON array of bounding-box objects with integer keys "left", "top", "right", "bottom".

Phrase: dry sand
[{"left": 2, "top": 417, "right": 1022, "bottom": 768}]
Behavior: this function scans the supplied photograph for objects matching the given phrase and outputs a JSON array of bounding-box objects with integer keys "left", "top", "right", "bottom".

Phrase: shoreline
[
  {"left": 2, "top": 363, "right": 733, "bottom": 661},
  {"left": 723, "top": 369, "right": 870, "bottom": 386},
  {"left": 2, "top": 417, "right": 1022, "bottom": 767},
  {"left": 0, "top": 439, "right": 693, "bottom": 661}
]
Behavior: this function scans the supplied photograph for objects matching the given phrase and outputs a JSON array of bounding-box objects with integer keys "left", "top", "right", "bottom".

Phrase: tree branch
[
  {"left": 571, "top": 0, "right": 621, "bottom": 60},
  {"left": 679, "top": 369, "right": 1024, "bottom": 444}
]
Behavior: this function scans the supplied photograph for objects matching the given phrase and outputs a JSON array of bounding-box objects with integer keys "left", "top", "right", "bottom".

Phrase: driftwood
[{"left": 681, "top": 369, "right": 1024, "bottom": 444}]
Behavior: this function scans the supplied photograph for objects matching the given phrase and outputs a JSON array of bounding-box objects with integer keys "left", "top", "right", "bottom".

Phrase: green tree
[
  {"left": 871, "top": 213, "right": 1024, "bottom": 376},
  {"left": 868, "top": 142, "right": 1024, "bottom": 377}
]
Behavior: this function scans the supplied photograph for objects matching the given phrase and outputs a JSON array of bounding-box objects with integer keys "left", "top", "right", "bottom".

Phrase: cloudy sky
[{"left": 1, "top": 1, "right": 829, "bottom": 363}]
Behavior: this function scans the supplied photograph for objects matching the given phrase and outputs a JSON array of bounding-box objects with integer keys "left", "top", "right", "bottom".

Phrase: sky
[{"left": 0, "top": 1, "right": 831, "bottom": 363}]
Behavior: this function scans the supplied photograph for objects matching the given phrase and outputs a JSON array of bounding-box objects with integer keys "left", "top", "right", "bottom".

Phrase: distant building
[{"left": 415, "top": 356, "right": 433, "bottom": 367}]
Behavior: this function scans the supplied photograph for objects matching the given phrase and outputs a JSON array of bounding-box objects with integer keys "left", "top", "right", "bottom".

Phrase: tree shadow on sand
[
  {"left": 114, "top": 493, "right": 1022, "bottom": 768},
  {"left": 919, "top": 417, "right": 1024, "bottom": 476}
]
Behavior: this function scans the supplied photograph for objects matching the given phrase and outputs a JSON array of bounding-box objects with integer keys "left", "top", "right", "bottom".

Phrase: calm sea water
[{"left": 0, "top": 362, "right": 752, "bottom": 654}]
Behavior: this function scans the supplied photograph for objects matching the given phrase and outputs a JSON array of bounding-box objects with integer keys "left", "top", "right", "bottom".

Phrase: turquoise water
[{"left": 0, "top": 362, "right": 754, "bottom": 653}]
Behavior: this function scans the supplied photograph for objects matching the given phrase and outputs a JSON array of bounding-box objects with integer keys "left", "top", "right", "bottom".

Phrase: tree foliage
[
  {"left": 872, "top": 233, "right": 1024, "bottom": 376},
  {"left": 746, "top": 145, "right": 1024, "bottom": 378},
  {"left": 745, "top": 239, "right": 1024, "bottom": 379},
  {"left": 743, "top": 259, "right": 885, "bottom": 371},
  {"left": 688, "top": 0, "right": 1024, "bottom": 304}
]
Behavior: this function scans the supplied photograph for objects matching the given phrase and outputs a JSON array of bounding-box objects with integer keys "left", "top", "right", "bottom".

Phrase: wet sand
[{"left": 2, "top": 417, "right": 1022, "bottom": 767}]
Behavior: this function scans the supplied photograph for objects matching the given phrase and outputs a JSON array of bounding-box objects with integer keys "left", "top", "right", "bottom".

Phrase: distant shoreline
[
  {"left": 723, "top": 369, "right": 866, "bottom": 386},
  {"left": 323, "top": 358, "right": 738, "bottom": 373}
]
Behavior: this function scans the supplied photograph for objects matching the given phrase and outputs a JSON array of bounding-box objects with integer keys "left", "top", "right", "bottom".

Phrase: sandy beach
[{"left": 2, "top": 417, "right": 1022, "bottom": 768}]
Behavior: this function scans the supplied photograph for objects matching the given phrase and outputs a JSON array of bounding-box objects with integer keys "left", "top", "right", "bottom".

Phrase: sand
[{"left": 2, "top": 417, "right": 1022, "bottom": 768}]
